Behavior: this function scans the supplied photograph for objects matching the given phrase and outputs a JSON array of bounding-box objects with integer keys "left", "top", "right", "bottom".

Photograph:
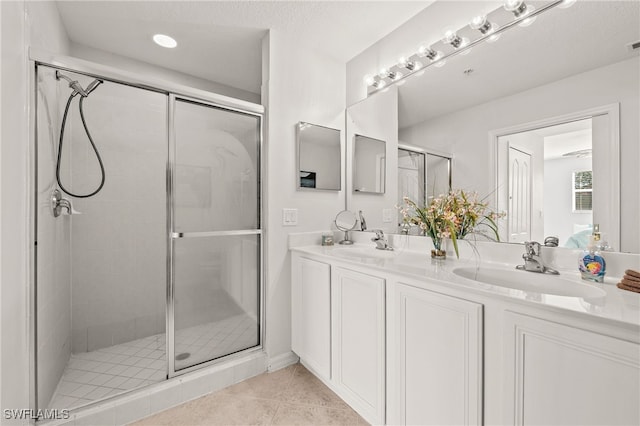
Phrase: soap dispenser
[{"left": 579, "top": 224, "right": 606, "bottom": 283}]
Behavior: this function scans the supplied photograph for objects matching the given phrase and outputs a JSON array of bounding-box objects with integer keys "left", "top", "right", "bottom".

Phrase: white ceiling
[
  {"left": 533, "top": 118, "right": 592, "bottom": 160},
  {"left": 397, "top": 0, "right": 640, "bottom": 129},
  {"left": 56, "top": 1, "right": 432, "bottom": 95}
]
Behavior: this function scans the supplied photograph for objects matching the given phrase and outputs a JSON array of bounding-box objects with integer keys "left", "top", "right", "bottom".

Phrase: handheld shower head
[{"left": 86, "top": 79, "right": 103, "bottom": 96}]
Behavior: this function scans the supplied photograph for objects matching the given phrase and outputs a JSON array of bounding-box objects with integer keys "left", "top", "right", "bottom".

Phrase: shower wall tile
[{"left": 69, "top": 81, "right": 167, "bottom": 353}]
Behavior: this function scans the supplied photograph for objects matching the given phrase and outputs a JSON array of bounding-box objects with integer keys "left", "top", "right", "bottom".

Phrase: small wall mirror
[
  {"left": 353, "top": 134, "right": 386, "bottom": 194},
  {"left": 297, "top": 122, "right": 341, "bottom": 191}
]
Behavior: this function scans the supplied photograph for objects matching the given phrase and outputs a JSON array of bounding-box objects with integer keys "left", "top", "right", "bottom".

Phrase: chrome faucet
[
  {"left": 516, "top": 241, "right": 559, "bottom": 274},
  {"left": 371, "top": 229, "right": 393, "bottom": 251},
  {"left": 359, "top": 210, "right": 367, "bottom": 231},
  {"left": 51, "top": 188, "right": 81, "bottom": 217}
]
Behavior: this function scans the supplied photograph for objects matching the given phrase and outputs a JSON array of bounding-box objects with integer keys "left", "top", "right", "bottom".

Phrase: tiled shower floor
[{"left": 48, "top": 313, "right": 257, "bottom": 410}]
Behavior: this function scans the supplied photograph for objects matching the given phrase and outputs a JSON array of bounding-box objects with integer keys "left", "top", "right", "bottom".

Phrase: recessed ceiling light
[{"left": 153, "top": 34, "right": 177, "bottom": 48}]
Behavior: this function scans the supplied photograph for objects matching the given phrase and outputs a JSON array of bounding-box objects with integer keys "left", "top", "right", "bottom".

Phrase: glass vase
[{"left": 431, "top": 237, "right": 446, "bottom": 260}]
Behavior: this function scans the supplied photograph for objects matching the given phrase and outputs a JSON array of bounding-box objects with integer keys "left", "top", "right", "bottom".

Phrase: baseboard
[{"left": 267, "top": 351, "right": 299, "bottom": 372}]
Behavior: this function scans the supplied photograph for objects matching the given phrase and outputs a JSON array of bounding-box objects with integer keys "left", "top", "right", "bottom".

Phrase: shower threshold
[{"left": 47, "top": 313, "right": 257, "bottom": 410}]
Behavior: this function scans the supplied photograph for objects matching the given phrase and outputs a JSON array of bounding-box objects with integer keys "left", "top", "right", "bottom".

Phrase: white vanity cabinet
[
  {"left": 331, "top": 266, "right": 386, "bottom": 425},
  {"left": 291, "top": 256, "right": 386, "bottom": 425},
  {"left": 291, "top": 246, "right": 640, "bottom": 426},
  {"left": 503, "top": 311, "right": 640, "bottom": 426},
  {"left": 387, "top": 281, "right": 483, "bottom": 426},
  {"left": 291, "top": 256, "right": 331, "bottom": 381}
]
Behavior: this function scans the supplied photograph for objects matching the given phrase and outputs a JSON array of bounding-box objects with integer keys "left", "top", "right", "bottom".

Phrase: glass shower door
[{"left": 169, "top": 96, "right": 262, "bottom": 374}]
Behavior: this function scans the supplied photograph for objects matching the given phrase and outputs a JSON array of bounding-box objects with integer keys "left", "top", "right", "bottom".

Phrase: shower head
[{"left": 85, "top": 79, "right": 103, "bottom": 96}]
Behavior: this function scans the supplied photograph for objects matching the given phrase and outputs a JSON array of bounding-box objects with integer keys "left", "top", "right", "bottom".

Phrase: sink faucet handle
[
  {"left": 524, "top": 241, "right": 541, "bottom": 256},
  {"left": 371, "top": 229, "right": 384, "bottom": 240}
]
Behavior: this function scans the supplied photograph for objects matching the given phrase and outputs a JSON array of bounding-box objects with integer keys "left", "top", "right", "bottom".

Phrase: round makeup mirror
[{"left": 334, "top": 210, "right": 358, "bottom": 245}]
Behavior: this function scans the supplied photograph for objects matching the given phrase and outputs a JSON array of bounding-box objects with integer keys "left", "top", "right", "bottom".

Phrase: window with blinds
[{"left": 573, "top": 170, "right": 592, "bottom": 212}]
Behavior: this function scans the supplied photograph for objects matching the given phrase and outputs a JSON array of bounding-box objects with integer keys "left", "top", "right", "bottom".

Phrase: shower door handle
[{"left": 170, "top": 229, "right": 262, "bottom": 239}]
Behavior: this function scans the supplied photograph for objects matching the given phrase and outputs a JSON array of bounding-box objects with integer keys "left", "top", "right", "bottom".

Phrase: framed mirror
[
  {"left": 353, "top": 134, "right": 386, "bottom": 194},
  {"left": 346, "top": 1, "right": 639, "bottom": 253},
  {"left": 297, "top": 122, "right": 341, "bottom": 191}
]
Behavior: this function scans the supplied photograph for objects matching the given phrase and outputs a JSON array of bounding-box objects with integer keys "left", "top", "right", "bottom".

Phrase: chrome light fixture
[
  {"left": 470, "top": 15, "right": 501, "bottom": 43},
  {"left": 504, "top": 0, "right": 537, "bottom": 26},
  {"left": 363, "top": 0, "right": 570, "bottom": 93},
  {"left": 417, "top": 45, "right": 446, "bottom": 67},
  {"left": 379, "top": 67, "right": 402, "bottom": 81},
  {"left": 398, "top": 56, "right": 422, "bottom": 71},
  {"left": 443, "top": 30, "right": 469, "bottom": 50}
]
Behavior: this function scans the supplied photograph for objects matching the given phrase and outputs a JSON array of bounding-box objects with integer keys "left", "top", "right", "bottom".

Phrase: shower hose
[{"left": 56, "top": 92, "right": 105, "bottom": 198}]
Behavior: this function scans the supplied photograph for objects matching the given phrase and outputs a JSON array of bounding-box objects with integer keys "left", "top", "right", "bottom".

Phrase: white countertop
[{"left": 291, "top": 243, "right": 640, "bottom": 330}]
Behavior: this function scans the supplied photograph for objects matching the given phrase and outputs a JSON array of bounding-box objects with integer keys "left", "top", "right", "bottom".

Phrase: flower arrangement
[{"left": 399, "top": 189, "right": 504, "bottom": 258}]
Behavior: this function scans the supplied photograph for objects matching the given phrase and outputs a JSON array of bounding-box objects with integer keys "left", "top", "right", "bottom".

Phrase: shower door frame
[
  {"left": 29, "top": 50, "right": 265, "bottom": 412},
  {"left": 166, "top": 93, "right": 265, "bottom": 378}
]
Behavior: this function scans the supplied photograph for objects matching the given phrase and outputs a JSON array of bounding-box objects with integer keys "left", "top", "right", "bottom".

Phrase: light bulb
[
  {"left": 443, "top": 30, "right": 458, "bottom": 44},
  {"left": 399, "top": 56, "right": 421, "bottom": 71},
  {"left": 153, "top": 34, "right": 177, "bottom": 48},
  {"left": 503, "top": 0, "right": 524, "bottom": 12},
  {"left": 469, "top": 15, "right": 488, "bottom": 30},
  {"left": 364, "top": 75, "right": 375, "bottom": 86},
  {"left": 378, "top": 68, "right": 389, "bottom": 78},
  {"left": 518, "top": 4, "right": 537, "bottom": 26},
  {"left": 558, "top": 0, "right": 576, "bottom": 8},
  {"left": 376, "top": 80, "right": 386, "bottom": 89},
  {"left": 417, "top": 45, "right": 431, "bottom": 57}
]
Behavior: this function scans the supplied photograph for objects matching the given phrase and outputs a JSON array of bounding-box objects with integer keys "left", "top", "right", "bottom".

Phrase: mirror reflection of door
[
  {"left": 499, "top": 117, "right": 595, "bottom": 247},
  {"left": 507, "top": 145, "right": 532, "bottom": 243}
]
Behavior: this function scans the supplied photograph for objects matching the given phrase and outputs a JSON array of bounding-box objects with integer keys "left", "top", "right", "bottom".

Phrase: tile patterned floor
[
  {"left": 131, "top": 363, "right": 368, "bottom": 426},
  {"left": 48, "top": 313, "right": 257, "bottom": 410}
]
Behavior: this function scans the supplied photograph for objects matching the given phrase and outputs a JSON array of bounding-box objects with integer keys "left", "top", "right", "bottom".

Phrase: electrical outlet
[
  {"left": 382, "top": 208, "right": 394, "bottom": 223},
  {"left": 283, "top": 208, "right": 298, "bottom": 226}
]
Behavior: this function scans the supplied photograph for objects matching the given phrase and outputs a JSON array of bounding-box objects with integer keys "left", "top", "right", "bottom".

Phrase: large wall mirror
[
  {"left": 346, "top": 0, "right": 639, "bottom": 253},
  {"left": 297, "top": 122, "right": 341, "bottom": 191}
]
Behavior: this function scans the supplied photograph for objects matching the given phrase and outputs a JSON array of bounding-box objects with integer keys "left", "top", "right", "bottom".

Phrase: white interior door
[{"left": 508, "top": 145, "right": 532, "bottom": 243}]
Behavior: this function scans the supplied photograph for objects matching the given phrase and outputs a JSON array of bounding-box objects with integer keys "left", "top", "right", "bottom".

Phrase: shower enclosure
[{"left": 33, "top": 62, "right": 263, "bottom": 412}]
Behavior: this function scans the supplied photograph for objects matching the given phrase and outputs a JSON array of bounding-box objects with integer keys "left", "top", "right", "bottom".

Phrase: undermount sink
[
  {"left": 453, "top": 266, "right": 607, "bottom": 299},
  {"left": 331, "top": 247, "right": 396, "bottom": 260}
]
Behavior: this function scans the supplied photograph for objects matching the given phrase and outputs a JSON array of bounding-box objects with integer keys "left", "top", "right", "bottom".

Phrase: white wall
[
  {"left": 346, "top": 87, "right": 398, "bottom": 232},
  {"left": 544, "top": 156, "right": 592, "bottom": 246},
  {"left": 262, "top": 30, "right": 346, "bottom": 364},
  {"left": 399, "top": 58, "right": 640, "bottom": 253},
  {"left": 1, "top": 0, "right": 71, "bottom": 418},
  {"left": 70, "top": 42, "right": 260, "bottom": 104}
]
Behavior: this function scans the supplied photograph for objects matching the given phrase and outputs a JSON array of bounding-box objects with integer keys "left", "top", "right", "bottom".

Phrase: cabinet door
[
  {"left": 332, "top": 267, "right": 385, "bottom": 425},
  {"left": 291, "top": 256, "right": 331, "bottom": 380},
  {"left": 389, "top": 282, "right": 483, "bottom": 425},
  {"left": 504, "top": 311, "right": 640, "bottom": 426}
]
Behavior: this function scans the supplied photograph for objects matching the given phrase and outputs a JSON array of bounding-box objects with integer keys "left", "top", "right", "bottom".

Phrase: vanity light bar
[{"left": 365, "top": 0, "right": 570, "bottom": 94}]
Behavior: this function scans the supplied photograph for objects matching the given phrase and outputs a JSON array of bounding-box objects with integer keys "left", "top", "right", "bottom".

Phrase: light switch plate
[
  {"left": 382, "top": 208, "right": 394, "bottom": 223},
  {"left": 283, "top": 208, "right": 298, "bottom": 226}
]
